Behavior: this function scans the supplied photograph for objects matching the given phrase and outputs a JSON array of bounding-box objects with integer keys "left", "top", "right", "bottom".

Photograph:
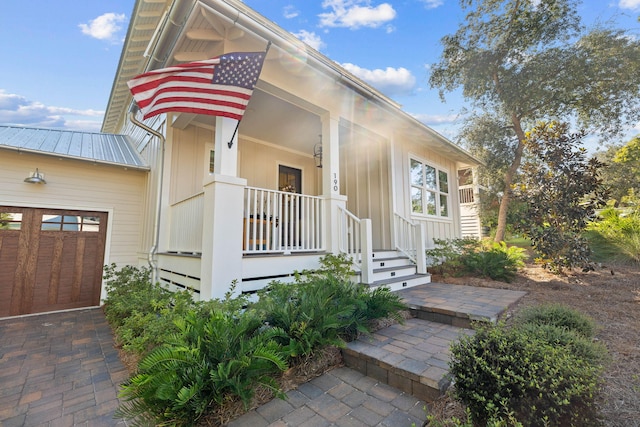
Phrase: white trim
[{"left": 407, "top": 153, "right": 452, "bottom": 220}]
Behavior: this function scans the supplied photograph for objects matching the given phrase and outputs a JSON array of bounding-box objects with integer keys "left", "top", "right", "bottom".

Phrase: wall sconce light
[
  {"left": 313, "top": 142, "right": 323, "bottom": 168},
  {"left": 24, "top": 168, "right": 46, "bottom": 184}
]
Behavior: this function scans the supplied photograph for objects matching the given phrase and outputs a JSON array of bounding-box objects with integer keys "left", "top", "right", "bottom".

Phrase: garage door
[{"left": 0, "top": 206, "right": 107, "bottom": 317}]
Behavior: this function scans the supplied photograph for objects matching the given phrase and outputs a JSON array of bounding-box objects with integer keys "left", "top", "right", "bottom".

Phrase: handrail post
[
  {"left": 415, "top": 223, "right": 428, "bottom": 274},
  {"left": 360, "top": 219, "right": 373, "bottom": 284}
]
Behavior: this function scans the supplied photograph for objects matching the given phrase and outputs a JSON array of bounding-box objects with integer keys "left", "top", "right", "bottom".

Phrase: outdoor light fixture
[
  {"left": 313, "top": 142, "right": 323, "bottom": 168},
  {"left": 24, "top": 168, "right": 46, "bottom": 184}
]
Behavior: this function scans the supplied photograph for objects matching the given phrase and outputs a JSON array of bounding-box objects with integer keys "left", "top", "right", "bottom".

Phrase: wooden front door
[{"left": 0, "top": 207, "right": 107, "bottom": 317}]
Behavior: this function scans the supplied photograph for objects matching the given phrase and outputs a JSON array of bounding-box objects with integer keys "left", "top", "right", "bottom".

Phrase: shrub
[
  {"left": 450, "top": 322, "right": 603, "bottom": 426},
  {"left": 116, "top": 307, "right": 288, "bottom": 426},
  {"left": 427, "top": 239, "right": 526, "bottom": 282},
  {"left": 255, "top": 277, "right": 355, "bottom": 358},
  {"left": 102, "top": 264, "right": 195, "bottom": 354},
  {"left": 255, "top": 274, "right": 407, "bottom": 356},
  {"left": 513, "top": 303, "right": 597, "bottom": 338}
]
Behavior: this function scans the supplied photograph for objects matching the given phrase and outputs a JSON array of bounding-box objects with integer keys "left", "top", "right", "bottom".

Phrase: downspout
[{"left": 129, "top": 111, "right": 165, "bottom": 285}]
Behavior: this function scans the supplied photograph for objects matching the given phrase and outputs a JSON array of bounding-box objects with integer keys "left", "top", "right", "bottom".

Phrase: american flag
[{"left": 127, "top": 51, "right": 267, "bottom": 121}]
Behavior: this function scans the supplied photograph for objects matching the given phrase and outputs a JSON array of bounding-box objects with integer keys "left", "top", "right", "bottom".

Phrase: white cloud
[
  {"left": 283, "top": 5, "right": 299, "bottom": 19},
  {"left": 420, "top": 0, "right": 444, "bottom": 9},
  {"left": 619, "top": 0, "right": 640, "bottom": 10},
  {"left": 341, "top": 63, "right": 416, "bottom": 96},
  {"left": 294, "top": 30, "right": 326, "bottom": 51},
  {"left": 319, "top": 0, "right": 396, "bottom": 29},
  {"left": 79, "top": 13, "right": 126, "bottom": 41},
  {"left": 0, "top": 90, "right": 104, "bottom": 131}
]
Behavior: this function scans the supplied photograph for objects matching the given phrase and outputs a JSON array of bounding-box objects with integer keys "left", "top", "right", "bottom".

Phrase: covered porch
[{"left": 152, "top": 108, "right": 429, "bottom": 300}]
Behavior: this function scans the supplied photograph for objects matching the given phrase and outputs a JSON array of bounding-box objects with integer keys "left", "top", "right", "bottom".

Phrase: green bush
[
  {"left": 427, "top": 239, "right": 526, "bottom": 282},
  {"left": 107, "top": 258, "right": 407, "bottom": 425},
  {"left": 255, "top": 274, "right": 407, "bottom": 356},
  {"left": 513, "top": 303, "right": 597, "bottom": 338},
  {"left": 450, "top": 305, "right": 606, "bottom": 426},
  {"left": 116, "top": 307, "right": 288, "bottom": 426},
  {"left": 450, "top": 323, "right": 603, "bottom": 426},
  {"left": 103, "top": 264, "right": 196, "bottom": 354}
]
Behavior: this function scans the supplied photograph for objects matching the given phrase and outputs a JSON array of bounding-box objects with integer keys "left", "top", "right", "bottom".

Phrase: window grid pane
[
  {"left": 411, "top": 187, "right": 423, "bottom": 213},
  {"left": 410, "top": 159, "right": 423, "bottom": 186},
  {"left": 424, "top": 165, "right": 436, "bottom": 190},
  {"left": 440, "top": 194, "right": 448, "bottom": 217}
]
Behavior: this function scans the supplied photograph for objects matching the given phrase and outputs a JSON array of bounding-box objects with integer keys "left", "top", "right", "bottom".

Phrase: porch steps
[
  {"left": 342, "top": 283, "right": 527, "bottom": 403},
  {"left": 368, "top": 250, "right": 431, "bottom": 292}
]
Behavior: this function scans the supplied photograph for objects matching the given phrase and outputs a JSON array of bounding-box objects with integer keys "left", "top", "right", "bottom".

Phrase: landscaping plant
[
  {"left": 449, "top": 304, "right": 606, "bottom": 426},
  {"left": 103, "top": 264, "right": 195, "bottom": 354},
  {"left": 116, "top": 306, "right": 288, "bottom": 426},
  {"left": 426, "top": 238, "right": 526, "bottom": 282}
]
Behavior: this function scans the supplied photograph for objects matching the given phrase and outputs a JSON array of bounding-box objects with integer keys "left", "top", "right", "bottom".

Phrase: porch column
[
  {"left": 200, "top": 117, "right": 245, "bottom": 300},
  {"left": 321, "top": 113, "right": 346, "bottom": 252}
]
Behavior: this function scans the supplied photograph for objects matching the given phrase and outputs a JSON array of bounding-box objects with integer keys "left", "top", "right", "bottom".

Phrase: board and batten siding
[
  {"left": 0, "top": 150, "right": 147, "bottom": 267},
  {"left": 339, "top": 125, "right": 392, "bottom": 250},
  {"left": 391, "top": 138, "right": 462, "bottom": 247}
]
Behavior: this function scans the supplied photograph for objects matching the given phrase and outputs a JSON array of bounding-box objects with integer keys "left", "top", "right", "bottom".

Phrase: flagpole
[{"left": 227, "top": 42, "right": 271, "bottom": 149}]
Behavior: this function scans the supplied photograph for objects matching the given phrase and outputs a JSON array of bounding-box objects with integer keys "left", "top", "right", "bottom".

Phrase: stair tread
[
  {"left": 372, "top": 273, "right": 430, "bottom": 286},
  {"left": 372, "top": 256, "right": 410, "bottom": 262},
  {"left": 373, "top": 265, "right": 417, "bottom": 273}
]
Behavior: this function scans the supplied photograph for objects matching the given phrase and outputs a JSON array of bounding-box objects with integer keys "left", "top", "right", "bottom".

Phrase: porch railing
[
  {"left": 169, "top": 192, "right": 204, "bottom": 253},
  {"left": 394, "top": 213, "right": 427, "bottom": 274},
  {"left": 459, "top": 185, "right": 475, "bottom": 204},
  {"left": 243, "top": 187, "right": 324, "bottom": 254},
  {"left": 338, "top": 206, "right": 373, "bottom": 284}
]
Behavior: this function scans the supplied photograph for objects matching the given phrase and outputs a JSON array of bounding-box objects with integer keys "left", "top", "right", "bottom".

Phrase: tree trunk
[{"left": 494, "top": 114, "right": 527, "bottom": 242}]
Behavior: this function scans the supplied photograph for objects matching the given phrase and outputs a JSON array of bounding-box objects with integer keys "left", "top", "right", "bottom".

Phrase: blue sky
[{"left": 1, "top": 0, "right": 639, "bottom": 147}]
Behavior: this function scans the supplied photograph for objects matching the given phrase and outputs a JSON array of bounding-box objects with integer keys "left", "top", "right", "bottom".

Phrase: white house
[{"left": 0, "top": 0, "right": 481, "bottom": 317}]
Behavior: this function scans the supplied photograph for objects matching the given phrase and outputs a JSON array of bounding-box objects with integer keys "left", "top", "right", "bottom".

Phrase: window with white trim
[{"left": 410, "top": 158, "right": 449, "bottom": 217}]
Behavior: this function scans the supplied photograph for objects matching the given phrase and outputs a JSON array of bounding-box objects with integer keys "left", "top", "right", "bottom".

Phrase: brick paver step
[
  {"left": 342, "top": 318, "right": 474, "bottom": 403},
  {"left": 396, "top": 282, "right": 527, "bottom": 328}
]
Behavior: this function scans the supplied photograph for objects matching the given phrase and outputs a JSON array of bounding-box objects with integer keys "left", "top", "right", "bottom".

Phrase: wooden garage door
[{"left": 0, "top": 207, "right": 107, "bottom": 317}]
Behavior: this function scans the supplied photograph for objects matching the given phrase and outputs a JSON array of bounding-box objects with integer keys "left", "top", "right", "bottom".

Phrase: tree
[
  {"left": 512, "top": 122, "right": 608, "bottom": 272},
  {"left": 597, "top": 136, "right": 640, "bottom": 204},
  {"left": 429, "top": 0, "right": 640, "bottom": 241}
]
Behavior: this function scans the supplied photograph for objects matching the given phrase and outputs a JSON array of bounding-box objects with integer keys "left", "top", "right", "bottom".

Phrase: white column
[
  {"left": 321, "top": 113, "right": 346, "bottom": 252},
  {"left": 214, "top": 117, "right": 240, "bottom": 176},
  {"left": 200, "top": 117, "right": 245, "bottom": 300}
]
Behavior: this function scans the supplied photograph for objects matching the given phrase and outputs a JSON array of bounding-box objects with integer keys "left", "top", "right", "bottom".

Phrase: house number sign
[{"left": 333, "top": 173, "right": 339, "bottom": 192}]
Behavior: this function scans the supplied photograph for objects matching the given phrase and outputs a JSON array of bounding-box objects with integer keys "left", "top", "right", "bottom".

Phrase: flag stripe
[{"left": 127, "top": 52, "right": 265, "bottom": 121}]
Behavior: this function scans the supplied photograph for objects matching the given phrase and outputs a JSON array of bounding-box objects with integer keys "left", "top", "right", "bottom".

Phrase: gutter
[{"left": 129, "top": 111, "right": 165, "bottom": 286}]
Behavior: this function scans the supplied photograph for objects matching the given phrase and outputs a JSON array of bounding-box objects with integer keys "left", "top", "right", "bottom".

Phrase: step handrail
[
  {"left": 338, "top": 206, "right": 373, "bottom": 284},
  {"left": 393, "top": 213, "right": 427, "bottom": 274}
]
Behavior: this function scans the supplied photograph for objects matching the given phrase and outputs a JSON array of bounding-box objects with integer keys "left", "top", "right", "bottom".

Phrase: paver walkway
[
  {"left": 0, "top": 283, "right": 525, "bottom": 427},
  {"left": 228, "top": 366, "right": 427, "bottom": 427},
  {"left": 0, "top": 308, "right": 129, "bottom": 427}
]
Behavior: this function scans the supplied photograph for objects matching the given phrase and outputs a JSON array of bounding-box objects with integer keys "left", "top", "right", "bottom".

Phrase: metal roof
[{"left": 0, "top": 125, "right": 149, "bottom": 170}]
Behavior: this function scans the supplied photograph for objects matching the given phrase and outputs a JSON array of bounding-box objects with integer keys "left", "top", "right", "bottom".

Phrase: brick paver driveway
[{"left": 0, "top": 308, "right": 129, "bottom": 426}]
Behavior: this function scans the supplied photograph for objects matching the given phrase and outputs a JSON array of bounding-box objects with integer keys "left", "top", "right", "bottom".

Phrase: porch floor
[{"left": 230, "top": 282, "right": 527, "bottom": 426}]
